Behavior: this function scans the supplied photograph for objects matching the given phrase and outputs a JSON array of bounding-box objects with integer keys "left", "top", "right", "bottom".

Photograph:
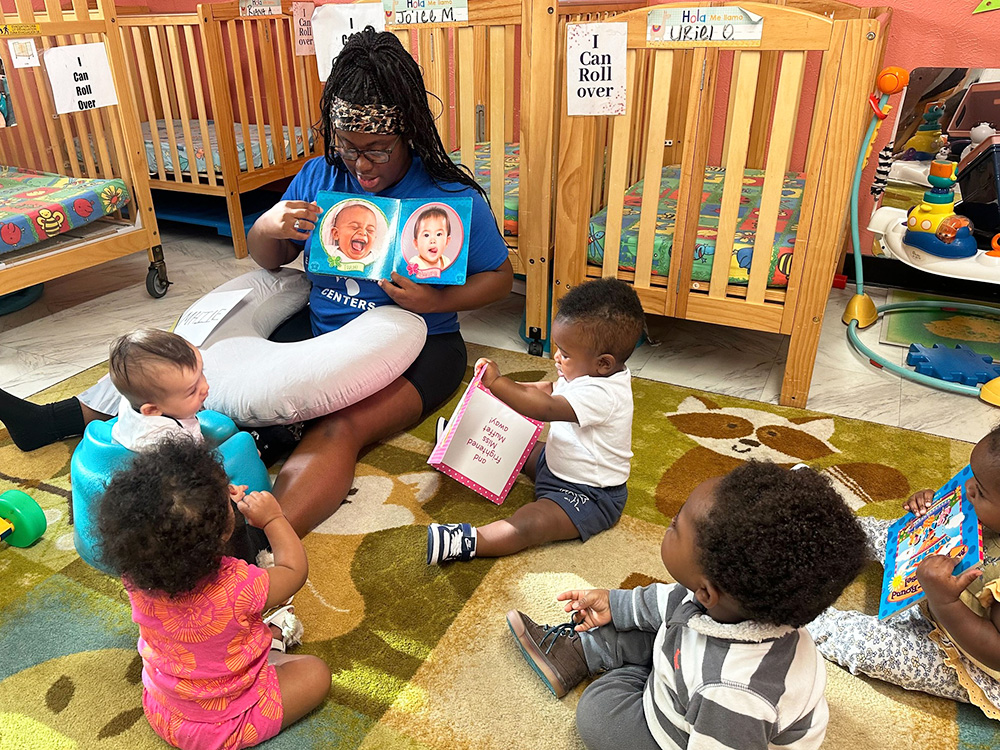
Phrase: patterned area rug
[
  {"left": 880, "top": 289, "right": 1000, "bottom": 362},
  {"left": 1, "top": 343, "right": 999, "bottom": 749}
]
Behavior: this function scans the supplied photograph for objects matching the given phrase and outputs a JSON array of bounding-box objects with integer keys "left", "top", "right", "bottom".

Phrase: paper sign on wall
[
  {"left": 173, "top": 288, "right": 253, "bottom": 347},
  {"left": 43, "top": 44, "right": 117, "bottom": 116},
  {"left": 428, "top": 370, "right": 543, "bottom": 505},
  {"left": 566, "top": 22, "right": 627, "bottom": 117},
  {"left": 240, "top": 0, "right": 281, "bottom": 17},
  {"left": 312, "top": 2, "right": 385, "bottom": 82},
  {"left": 647, "top": 7, "right": 763, "bottom": 47},
  {"left": 7, "top": 38, "right": 38, "bottom": 69},
  {"left": 384, "top": 0, "right": 468, "bottom": 25},
  {"left": 291, "top": 3, "right": 315, "bottom": 57}
]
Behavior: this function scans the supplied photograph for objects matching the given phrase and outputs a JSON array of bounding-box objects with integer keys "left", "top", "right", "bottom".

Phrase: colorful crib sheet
[
  {"left": 450, "top": 142, "right": 519, "bottom": 237},
  {"left": 0, "top": 167, "right": 130, "bottom": 256},
  {"left": 142, "top": 119, "right": 313, "bottom": 176},
  {"left": 588, "top": 166, "right": 806, "bottom": 287}
]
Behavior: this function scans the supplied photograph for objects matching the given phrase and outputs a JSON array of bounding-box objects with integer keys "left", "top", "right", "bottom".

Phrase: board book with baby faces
[
  {"left": 879, "top": 464, "right": 984, "bottom": 621},
  {"left": 428, "top": 369, "right": 543, "bottom": 505},
  {"left": 307, "top": 191, "right": 472, "bottom": 285}
]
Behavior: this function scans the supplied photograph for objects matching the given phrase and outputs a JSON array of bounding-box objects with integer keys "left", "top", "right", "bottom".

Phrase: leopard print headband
[{"left": 331, "top": 96, "right": 404, "bottom": 135}]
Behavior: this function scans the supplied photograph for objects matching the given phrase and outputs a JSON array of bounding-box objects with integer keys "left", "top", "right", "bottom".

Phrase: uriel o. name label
[{"left": 646, "top": 6, "right": 764, "bottom": 48}]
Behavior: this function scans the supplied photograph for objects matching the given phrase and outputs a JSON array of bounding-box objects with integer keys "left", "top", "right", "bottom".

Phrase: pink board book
[{"left": 428, "top": 370, "right": 543, "bottom": 504}]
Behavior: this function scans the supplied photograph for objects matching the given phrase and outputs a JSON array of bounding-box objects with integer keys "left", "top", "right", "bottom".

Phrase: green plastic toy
[{"left": 0, "top": 489, "right": 46, "bottom": 547}]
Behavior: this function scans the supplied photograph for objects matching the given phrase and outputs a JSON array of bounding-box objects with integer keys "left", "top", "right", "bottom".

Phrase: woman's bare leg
[{"left": 272, "top": 376, "right": 423, "bottom": 537}]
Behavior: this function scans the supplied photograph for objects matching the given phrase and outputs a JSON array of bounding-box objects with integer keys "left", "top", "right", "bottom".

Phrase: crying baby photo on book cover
[{"left": 308, "top": 191, "right": 472, "bottom": 285}]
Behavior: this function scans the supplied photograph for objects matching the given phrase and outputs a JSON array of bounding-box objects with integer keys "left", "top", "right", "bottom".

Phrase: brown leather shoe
[{"left": 506, "top": 610, "right": 589, "bottom": 698}]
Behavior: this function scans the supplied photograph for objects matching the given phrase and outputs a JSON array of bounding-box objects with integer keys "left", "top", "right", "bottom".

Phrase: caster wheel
[
  {"left": 0, "top": 489, "right": 46, "bottom": 547},
  {"left": 527, "top": 340, "right": 543, "bottom": 357},
  {"left": 146, "top": 266, "right": 170, "bottom": 298}
]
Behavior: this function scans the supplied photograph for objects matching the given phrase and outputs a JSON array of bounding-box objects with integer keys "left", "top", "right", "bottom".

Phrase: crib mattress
[
  {"left": 0, "top": 167, "right": 130, "bottom": 256},
  {"left": 450, "top": 142, "right": 519, "bottom": 237},
  {"left": 588, "top": 166, "right": 806, "bottom": 287},
  {"left": 142, "top": 119, "right": 312, "bottom": 176}
]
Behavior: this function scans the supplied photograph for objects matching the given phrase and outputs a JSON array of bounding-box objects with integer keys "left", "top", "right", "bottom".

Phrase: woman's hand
[
  {"left": 254, "top": 200, "right": 322, "bottom": 241},
  {"left": 556, "top": 588, "right": 612, "bottom": 631},
  {"left": 228, "top": 484, "right": 248, "bottom": 504},
  {"left": 904, "top": 489, "right": 936, "bottom": 517},
  {"left": 378, "top": 272, "right": 440, "bottom": 313}
]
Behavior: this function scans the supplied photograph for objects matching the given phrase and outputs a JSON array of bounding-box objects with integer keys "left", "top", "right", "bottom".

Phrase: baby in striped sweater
[{"left": 507, "top": 461, "right": 867, "bottom": 750}]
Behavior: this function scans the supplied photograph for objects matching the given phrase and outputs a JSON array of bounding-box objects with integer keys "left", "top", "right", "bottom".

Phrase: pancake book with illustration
[
  {"left": 307, "top": 191, "right": 472, "bottom": 285},
  {"left": 879, "top": 464, "right": 983, "bottom": 620}
]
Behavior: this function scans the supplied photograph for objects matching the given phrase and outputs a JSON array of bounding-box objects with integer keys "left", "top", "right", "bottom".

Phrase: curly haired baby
[
  {"left": 98, "top": 438, "right": 330, "bottom": 750},
  {"left": 506, "top": 461, "right": 867, "bottom": 750}
]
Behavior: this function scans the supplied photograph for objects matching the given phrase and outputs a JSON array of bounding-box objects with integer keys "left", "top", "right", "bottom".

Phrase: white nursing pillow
[{"left": 193, "top": 268, "right": 427, "bottom": 426}]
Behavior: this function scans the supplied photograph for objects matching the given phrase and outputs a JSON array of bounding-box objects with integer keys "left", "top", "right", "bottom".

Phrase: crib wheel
[
  {"left": 146, "top": 265, "right": 170, "bottom": 299},
  {"left": 527, "top": 339, "right": 544, "bottom": 357}
]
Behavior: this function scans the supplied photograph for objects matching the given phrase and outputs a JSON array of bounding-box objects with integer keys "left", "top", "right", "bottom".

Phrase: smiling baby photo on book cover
[{"left": 307, "top": 191, "right": 472, "bottom": 285}]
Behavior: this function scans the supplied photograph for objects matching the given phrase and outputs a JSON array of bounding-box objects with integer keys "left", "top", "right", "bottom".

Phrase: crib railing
[
  {"left": 118, "top": 2, "right": 321, "bottom": 189},
  {"left": 554, "top": 2, "right": 885, "bottom": 327},
  {"left": 521, "top": 0, "right": 649, "bottom": 343},
  {"left": 0, "top": 0, "right": 160, "bottom": 294},
  {"left": 551, "top": 0, "right": 890, "bottom": 405},
  {"left": 0, "top": 0, "right": 147, "bottom": 213},
  {"left": 388, "top": 3, "right": 520, "bottom": 254}
]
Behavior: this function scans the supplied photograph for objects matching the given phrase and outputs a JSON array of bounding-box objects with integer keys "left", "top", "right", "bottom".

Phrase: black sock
[{"left": 0, "top": 389, "right": 86, "bottom": 451}]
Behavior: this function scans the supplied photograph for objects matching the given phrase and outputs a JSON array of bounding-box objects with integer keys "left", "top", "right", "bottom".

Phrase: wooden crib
[
  {"left": 389, "top": 0, "right": 646, "bottom": 354},
  {"left": 548, "top": 0, "right": 890, "bottom": 407},
  {"left": 117, "top": 0, "right": 323, "bottom": 259},
  {"left": 0, "top": 0, "right": 163, "bottom": 298}
]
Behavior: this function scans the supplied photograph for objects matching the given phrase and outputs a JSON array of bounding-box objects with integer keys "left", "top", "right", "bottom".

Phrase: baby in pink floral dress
[{"left": 98, "top": 438, "right": 330, "bottom": 750}]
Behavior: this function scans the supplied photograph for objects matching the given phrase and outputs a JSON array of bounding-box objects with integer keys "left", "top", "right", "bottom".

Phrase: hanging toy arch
[{"left": 846, "top": 67, "right": 1000, "bottom": 406}]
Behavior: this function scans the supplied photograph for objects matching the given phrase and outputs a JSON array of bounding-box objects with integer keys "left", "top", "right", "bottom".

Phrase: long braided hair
[{"left": 319, "top": 27, "right": 486, "bottom": 201}]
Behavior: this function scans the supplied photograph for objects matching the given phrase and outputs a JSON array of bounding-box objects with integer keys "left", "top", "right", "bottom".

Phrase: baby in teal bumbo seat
[{"left": 72, "top": 329, "right": 271, "bottom": 574}]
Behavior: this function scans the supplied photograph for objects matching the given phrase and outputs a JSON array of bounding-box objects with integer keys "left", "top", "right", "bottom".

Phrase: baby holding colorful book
[
  {"left": 427, "top": 277, "right": 644, "bottom": 564},
  {"left": 808, "top": 425, "right": 1000, "bottom": 719}
]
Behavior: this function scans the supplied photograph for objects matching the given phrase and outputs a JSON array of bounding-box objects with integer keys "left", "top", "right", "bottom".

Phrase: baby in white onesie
[
  {"left": 108, "top": 328, "right": 209, "bottom": 451},
  {"left": 427, "top": 278, "right": 645, "bottom": 564}
]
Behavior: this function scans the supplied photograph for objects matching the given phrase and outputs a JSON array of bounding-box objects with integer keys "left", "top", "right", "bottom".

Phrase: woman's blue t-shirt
[{"left": 281, "top": 155, "right": 509, "bottom": 337}]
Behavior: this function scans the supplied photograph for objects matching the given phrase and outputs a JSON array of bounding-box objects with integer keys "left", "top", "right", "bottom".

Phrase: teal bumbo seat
[{"left": 71, "top": 410, "right": 270, "bottom": 573}]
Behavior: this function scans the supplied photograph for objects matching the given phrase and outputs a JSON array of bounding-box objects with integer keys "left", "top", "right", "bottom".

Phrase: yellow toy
[
  {"left": 902, "top": 100, "right": 947, "bottom": 159},
  {"left": 903, "top": 160, "right": 977, "bottom": 259}
]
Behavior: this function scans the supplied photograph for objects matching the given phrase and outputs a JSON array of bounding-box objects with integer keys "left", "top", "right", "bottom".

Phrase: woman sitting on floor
[{"left": 0, "top": 27, "right": 512, "bottom": 537}]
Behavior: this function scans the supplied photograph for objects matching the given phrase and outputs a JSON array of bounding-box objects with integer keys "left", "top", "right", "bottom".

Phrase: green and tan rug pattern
[{"left": 1, "top": 343, "right": 999, "bottom": 749}]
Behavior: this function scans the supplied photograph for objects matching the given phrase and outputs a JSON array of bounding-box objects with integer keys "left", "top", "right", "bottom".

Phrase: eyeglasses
[{"left": 334, "top": 133, "right": 401, "bottom": 164}]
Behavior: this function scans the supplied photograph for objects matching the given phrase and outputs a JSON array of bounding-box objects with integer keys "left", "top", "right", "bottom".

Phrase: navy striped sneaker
[{"left": 426, "top": 522, "right": 477, "bottom": 564}]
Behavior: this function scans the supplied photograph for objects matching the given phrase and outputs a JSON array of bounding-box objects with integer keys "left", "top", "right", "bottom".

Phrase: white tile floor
[{"left": 2, "top": 224, "right": 997, "bottom": 445}]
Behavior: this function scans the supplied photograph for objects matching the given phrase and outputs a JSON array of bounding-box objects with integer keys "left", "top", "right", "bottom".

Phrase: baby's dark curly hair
[
  {"left": 980, "top": 421, "right": 1000, "bottom": 464},
  {"left": 555, "top": 278, "right": 645, "bottom": 363},
  {"left": 695, "top": 461, "right": 866, "bottom": 628},
  {"left": 97, "top": 437, "right": 232, "bottom": 597}
]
